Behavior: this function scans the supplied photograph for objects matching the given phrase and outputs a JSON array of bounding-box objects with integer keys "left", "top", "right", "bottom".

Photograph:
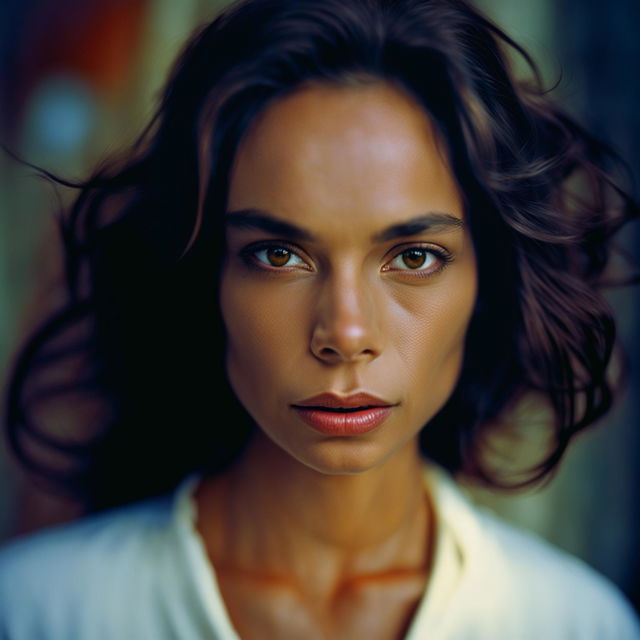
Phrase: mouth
[
  {"left": 291, "top": 392, "right": 396, "bottom": 436},
  {"left": 299, "top": 405, "right": 381, "bottom": 413}
]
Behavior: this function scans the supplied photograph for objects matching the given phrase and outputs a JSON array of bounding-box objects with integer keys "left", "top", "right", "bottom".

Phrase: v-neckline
[{"left": 173, "top": 466, "right": 466, "bottom": 639}]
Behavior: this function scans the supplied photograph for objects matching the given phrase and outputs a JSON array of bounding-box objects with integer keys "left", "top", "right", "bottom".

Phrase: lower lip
[{"left": 292, "top": 406, "right": 394, "bottom": 436}]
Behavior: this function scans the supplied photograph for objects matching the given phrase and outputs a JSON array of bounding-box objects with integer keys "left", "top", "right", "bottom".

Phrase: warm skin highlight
[
  {"left": 222, "top": 82, "right": 477, "bottom": 475},
  {"left": 196, "top": 82, "right": 477, "bottom": 639}
]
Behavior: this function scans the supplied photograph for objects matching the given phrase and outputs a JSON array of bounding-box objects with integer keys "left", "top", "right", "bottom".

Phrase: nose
[{"left": 310, "top": 270, "right": 382, "bottom": 365}]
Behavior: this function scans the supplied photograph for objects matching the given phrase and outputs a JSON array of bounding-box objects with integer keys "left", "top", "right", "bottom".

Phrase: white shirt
[{"left": 1, "top": 466, "right": 638, "bottom": 639}]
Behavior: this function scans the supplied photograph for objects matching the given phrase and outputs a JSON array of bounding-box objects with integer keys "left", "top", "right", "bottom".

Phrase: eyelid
[
  {"left": 240, "top": 240, "right": 314, "bottom": 270},
  {"left": 381, "top": 242, "right": 453, "bottom": 274}
]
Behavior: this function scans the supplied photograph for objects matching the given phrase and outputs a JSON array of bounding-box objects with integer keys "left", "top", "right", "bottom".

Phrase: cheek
[
  {"left": 219, "top": 275, "right": 306, "bottom": 405},
  {"left": 395, "top": 274, "right": 476, "bottom": 355},
  {"left": 390, "top": 271, "right": 477, "bottom": 411}
]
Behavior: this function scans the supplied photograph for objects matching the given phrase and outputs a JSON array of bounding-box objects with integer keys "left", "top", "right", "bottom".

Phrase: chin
[{"left": 296, "top": 439, "right": 399, "bottom": 476}]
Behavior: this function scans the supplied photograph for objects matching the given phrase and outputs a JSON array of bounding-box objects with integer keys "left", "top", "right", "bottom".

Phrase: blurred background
[{"left": 1, "top": 0, "right": 638, "bottom": 611}]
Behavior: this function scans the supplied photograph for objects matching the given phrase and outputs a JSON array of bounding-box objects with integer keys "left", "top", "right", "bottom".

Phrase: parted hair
[{"left": 5, "top": 0, "right": 637, "bottom": 510}]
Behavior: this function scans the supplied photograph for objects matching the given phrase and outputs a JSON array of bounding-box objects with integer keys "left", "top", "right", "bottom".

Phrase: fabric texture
[{"left": 1, "top": 466, "right": 638, "bottom": 639}]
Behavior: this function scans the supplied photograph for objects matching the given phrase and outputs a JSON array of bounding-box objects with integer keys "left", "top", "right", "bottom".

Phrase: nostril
[
  {"left": 310, "top": 311, "right": 381, "bottom": 363},
  {"left": 315, "top": 344, "right": 378, "bottom": 362}
]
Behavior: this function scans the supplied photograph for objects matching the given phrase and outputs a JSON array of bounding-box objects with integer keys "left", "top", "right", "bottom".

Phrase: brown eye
[
  {"left": 266, "top": 247, "right": 291, "bottom": 266},
  {"left": 401, "top": 249, "right": 427, "bottom": 269},
  {"left": 383, "top": 246, "right": 448, "bottom": 274},
  {"left": 249, "top": 245, "right": 308, "bottom": 269}
]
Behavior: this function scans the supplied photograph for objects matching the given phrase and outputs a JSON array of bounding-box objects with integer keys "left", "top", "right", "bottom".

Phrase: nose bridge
[{"left": 310, "top": 263, "right": 380, "bottom": 363}]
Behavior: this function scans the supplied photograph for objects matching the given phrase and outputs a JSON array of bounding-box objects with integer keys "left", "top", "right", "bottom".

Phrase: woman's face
[{"left": 220, "top": 82, "right": 477, "bottom": 474}]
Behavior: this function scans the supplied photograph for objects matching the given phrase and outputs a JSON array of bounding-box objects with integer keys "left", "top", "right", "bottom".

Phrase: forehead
[{"left": 227, "top": 81, "right": 464, "bottom": 230}]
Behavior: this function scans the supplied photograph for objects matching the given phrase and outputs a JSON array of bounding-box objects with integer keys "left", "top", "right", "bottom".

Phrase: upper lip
[{"left": 291, "top": 392, "right": 395, "bottom": 410}]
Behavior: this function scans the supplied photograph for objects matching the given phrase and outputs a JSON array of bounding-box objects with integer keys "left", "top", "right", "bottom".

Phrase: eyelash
[
  {"left": 240, "top": 242, "right": 313, "bottom": 272},
  {"left": 382, "top": 245, "right": 453, "bottom": 276},
  {"left": 239, "top": 241, "right": 453, "bottom": 277}
]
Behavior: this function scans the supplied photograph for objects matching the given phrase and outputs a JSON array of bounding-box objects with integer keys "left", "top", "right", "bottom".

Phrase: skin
[{"left": 196, "top": 81, "right": 478, "bottom": 639}]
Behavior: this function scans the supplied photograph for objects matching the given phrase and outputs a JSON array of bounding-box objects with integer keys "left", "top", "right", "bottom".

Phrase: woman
[{"left": 1, "top": 0, "right": 638, "bottom": 637}]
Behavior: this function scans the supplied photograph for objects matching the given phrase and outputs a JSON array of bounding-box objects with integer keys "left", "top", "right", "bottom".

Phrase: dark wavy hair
[{"left": 5, "top": 0, "right": 638, "bottom": 511}]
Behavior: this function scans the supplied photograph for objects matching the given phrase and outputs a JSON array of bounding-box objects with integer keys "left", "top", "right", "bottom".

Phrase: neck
[
  {"left": 237, "top": 433, "right": 425, "bottom": 547},
  {"left": 196, "top": 432, "right": 432, "bottom": 590}
]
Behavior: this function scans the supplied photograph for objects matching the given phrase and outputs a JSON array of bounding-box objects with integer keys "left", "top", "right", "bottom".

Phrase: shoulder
[
  {"left": 479, "top": 508, "right": 639, "bottom": 636},
  {"left": 0, "top": 493, "right": 173, "bottom": 582},
  {"left": 431, "top": 468, "right": 640, "bottom": 638},
  {"left": 0, "top": 493, "right": 176, "bottom": 638}
]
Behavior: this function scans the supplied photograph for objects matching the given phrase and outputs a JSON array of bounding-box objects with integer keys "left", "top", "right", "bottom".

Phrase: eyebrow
[
  {"left": 225, "top": 209, "right": 316, "bottom": 241},
  {"left": 225, "top": 208, "right": 464, "bottom": 242},
  {"left": 372, "top": 213, "right": 464, "bottom": 242}
]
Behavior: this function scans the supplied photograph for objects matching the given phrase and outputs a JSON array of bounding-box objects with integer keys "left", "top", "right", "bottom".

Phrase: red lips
[{"left": 291, "top": 392, "right": 396, "bottom": 435}]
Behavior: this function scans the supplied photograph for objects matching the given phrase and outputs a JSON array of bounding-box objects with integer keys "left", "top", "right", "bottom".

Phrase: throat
[
  {"left": 195, "top": 435, "right": 435, "bottom": 601},
  {"left": 232, "top": 432, "right": 428, "bottom": 547}
]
